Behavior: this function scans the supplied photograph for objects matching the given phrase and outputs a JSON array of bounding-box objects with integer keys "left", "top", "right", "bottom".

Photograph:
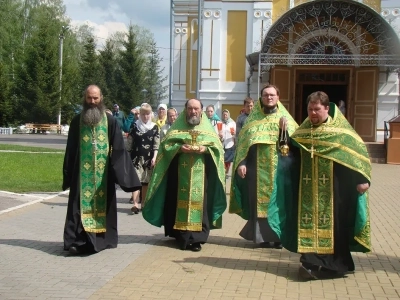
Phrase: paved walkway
[{"left": 0, "top": 163, "right": 399, "bottom": 299}]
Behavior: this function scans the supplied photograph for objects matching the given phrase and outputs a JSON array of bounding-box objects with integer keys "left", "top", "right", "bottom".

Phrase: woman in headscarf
[
  {"left": 338, "top": 100, "right": 346, "bottom": 116},
  {"left": 217, "top": 109, "right": 236, "bottom": 176},
  {"left": 206, "top": 105, "right": 221, "bottom": 126},
  {"left": 126, "top": 103, "right": 160, "bottom": 214}
]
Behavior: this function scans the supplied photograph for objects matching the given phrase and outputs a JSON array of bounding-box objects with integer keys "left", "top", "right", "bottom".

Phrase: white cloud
[
  {"left": 70, "top": 20, "right": 129, "bottom": 46},
  {"left": 64, "top": 0, "right": 171, "bottom": 80}
]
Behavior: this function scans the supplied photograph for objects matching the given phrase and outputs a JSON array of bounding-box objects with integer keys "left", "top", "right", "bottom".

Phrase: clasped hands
[
  {"left": 181, "top": 144, "right": 206, "bottom": 154},
  {"left": 279, "top": 116, "right": 287, "bottom": 129}
]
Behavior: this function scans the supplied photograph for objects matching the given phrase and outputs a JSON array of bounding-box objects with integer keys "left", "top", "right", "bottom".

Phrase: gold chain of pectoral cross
[
  {"left": 91, "top": 126, "right": 97, "bottom": 197},
  {"left": 91, "top": 127, "right": 97, "bottom": 152},
  {"left": 310, "top": 124, "right": 314, "bottom": 158}
]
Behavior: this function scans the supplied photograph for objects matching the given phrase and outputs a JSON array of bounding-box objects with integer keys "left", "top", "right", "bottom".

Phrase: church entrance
[
  {"left": 293, "top": 69, "right": 349, "bottom": 124},
  {"left": 271, "top": 66, "right": 378, "bottom": 141},
  {"left": 258, "top": 0, "right": 399, "bottom": 142},
  {"left": 294, "top": 70, "right": 349, "bottom": 123}
]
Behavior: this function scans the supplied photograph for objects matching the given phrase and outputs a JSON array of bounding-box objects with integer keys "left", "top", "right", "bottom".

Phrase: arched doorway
[{"left": 259, "top": 0, "right": 400, "bottom": 141}]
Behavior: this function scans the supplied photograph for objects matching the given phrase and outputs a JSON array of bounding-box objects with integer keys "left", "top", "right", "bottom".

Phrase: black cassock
[{"left": 62, "top": 113, "right": 141, "bottom": 253}]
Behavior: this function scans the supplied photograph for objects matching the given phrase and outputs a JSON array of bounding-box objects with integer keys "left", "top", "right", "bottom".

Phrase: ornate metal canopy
[{"left": 259, "top": 0, "right": 400, "bottom": 69}]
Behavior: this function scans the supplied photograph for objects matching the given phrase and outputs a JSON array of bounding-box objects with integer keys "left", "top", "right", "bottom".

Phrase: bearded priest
[{"left": 62, "top": 85, "right": 141, "bottom": 255}]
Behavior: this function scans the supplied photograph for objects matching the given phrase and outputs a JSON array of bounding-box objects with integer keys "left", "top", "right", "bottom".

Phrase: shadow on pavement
[
  {"left": 43, "top": 201, "right": 68, "bottom": 207},
  {"left": 174, "top": 256, "right": 302, "bottom": 281},
  {"left": 0, "top": 239, "right": 68, "bottom": 257},
  {"left": 0, "top": 234, "right": 167, "bottom": 256},
  {"left": 118, "top": 234, "right": 176, "bottom": 249}
]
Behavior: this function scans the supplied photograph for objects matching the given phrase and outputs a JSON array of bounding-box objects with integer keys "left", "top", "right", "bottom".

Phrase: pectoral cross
[{"left": 91, "top": 127, "right": 97, "bottom": 152}]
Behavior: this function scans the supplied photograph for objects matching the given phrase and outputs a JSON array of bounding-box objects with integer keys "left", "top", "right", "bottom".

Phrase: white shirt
[
  {"left": 215, "top": 121, "right": 236, "bottom": 149},
  {"left": 160, "top": 123, "right": 171, "bottom": 140}
]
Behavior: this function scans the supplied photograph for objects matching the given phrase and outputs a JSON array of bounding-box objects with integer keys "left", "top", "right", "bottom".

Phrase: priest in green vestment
[
  {"left": 143, "top": 99, "right": 226, "bottom": 252},
  {"left": 63, "top": 85, "right": 141, "bottom": 255},
  {"left": 229, "top": 85, "right": 298, "bottom": 248},
  {"left": 269, "top": 91, "right": 371, "bottom": 280}
]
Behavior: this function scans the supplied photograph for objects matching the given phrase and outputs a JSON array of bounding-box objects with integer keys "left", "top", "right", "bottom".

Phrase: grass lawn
[{"left": 0, "top": 144, "right": 64, "bottom": 193}]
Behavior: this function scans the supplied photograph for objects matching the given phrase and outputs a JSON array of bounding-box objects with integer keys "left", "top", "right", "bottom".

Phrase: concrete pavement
[
  {"left": 0, "top": 134, "right": 67, "bottom": 150},
  {"left": 0, "top": 163, "right": 400, "bottom": 299}
]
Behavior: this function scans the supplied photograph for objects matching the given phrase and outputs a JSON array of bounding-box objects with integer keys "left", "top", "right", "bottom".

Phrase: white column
[
  {"left": 252, "top": 2, "right": 273, "bottom": 53},
  {"left": 201, "top": 8, "right": 222, "bottom": 86}
]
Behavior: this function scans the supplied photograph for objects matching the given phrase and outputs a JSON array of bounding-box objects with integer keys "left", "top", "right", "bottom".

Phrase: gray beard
[
  {"left": 186, "top": 115, "right": 200, "bottom": 126},
  {"left": 82, "top": 102, "right": 106, "bottom": 126}
]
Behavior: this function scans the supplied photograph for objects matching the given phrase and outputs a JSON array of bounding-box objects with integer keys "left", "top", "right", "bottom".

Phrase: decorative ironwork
[
  {"left": 260, "top": 54, "right": 400, "bottom": 68},
  {"left": 261, "top": 0, "right": 400, "bottom": 68},
  {"left": 298, "top": 72, "right": 347, "bottom": 82}
]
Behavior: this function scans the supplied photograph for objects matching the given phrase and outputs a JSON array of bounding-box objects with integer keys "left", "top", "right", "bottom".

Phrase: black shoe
[
  {"left": 190, "top": 243, "right": 202, "bottom": 252},
  {"left": 130, "top": 206, "right": 140, "bottom": 214},
  {"left": 299, "top": 265, "right": 318, "bottom": 280},
  {"left": 274, "top": 242, "right": 282, "bottom": 249},
  {"left": 259, "top": 242, "right": 272, "bottom": 248},
  {"left": 68, "top": 246, "right": 80, "bottom": 255}
]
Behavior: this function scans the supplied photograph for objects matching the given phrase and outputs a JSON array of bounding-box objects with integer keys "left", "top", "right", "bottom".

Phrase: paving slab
[{"left": 0, "top": 163, "right": 399, "bottom": 299}]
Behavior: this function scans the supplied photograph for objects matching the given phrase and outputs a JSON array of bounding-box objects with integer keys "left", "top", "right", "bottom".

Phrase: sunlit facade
[{"left": 170, "top": 0, "right": 400, "bottom": 142}]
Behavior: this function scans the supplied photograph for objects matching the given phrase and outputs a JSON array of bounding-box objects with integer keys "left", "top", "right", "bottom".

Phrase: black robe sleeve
[
  {"left": 107, "top": 114, "right": 141, "bottom": 193},
  {"left": 62, "top": 115, "right": 80, "bottom": 191}
]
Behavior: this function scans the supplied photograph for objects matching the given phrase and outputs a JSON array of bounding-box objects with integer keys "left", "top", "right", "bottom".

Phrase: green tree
[
  {"left": 0, "top": 0, "right": 24, "bottom": 125},
  {"left": 16, "top": 5, "right": 61, "bottom": 123},
  {"left": 60, "top": 27, "right": 84, "bottom": 124},
  {"left": 61, "top": 23, "right": 98, "bottom": 124},
  {"left": 0, "top": 63, "right": 13, "bottom": 126},
  {"left": 99, "top": 39, "right": 118, "bottom": 108},
  {"left": 117, "top": 25, "right": 145, "bottom": 112},
  {"left": 79, "top": 35, "right": 104, "bottom": 90},
  {"left": 143, "top": 41, "right": 168, "bottom": 108}
]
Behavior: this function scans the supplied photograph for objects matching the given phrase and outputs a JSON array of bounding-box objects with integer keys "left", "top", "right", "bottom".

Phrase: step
[{"left": 365, "top": 142, "right": 386, "bottom": 164}]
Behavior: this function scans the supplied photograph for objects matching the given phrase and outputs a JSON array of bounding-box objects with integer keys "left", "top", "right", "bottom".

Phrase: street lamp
[
  {"left": 141, "top": 89, "right": 148, "bottom": 101},
  {"left": 156, "top": 90, "right": 163, "bottom": 106},
  {"left": 57, "top": 25, "right": 69, "bottom": 131}
]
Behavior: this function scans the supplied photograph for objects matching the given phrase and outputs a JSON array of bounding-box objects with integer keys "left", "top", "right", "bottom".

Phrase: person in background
[
  {"left": 217, "top": 109, "right": 236, "bottom": 176},
  {"left": 160, "top": 107, "right": 178, "bottom": 140},
  {"left": 236, "top": 97, "right": 254, "bottom": 138},
  {"left": 122, "top": 106, "right": 141, "bottom": 133},
  {"left": 206, "top": 105, "right": 220, "bottom": 126},
  {"left": 154, "top": 104, "right": 168, "bottom": 129},
  {"left": 338, "top": 100, "right": 346, "bottom": 116},
  {"left": 126, "top": 103, "right": 160, "bottom": 214},
  {"left": 112, "top": 104, "right": 126, "bottom": 132}
]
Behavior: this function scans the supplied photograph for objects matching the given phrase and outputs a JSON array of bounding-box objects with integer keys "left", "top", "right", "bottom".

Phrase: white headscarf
[{"left": 135, "top": 118, "right": 155, "bottom": 133}]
